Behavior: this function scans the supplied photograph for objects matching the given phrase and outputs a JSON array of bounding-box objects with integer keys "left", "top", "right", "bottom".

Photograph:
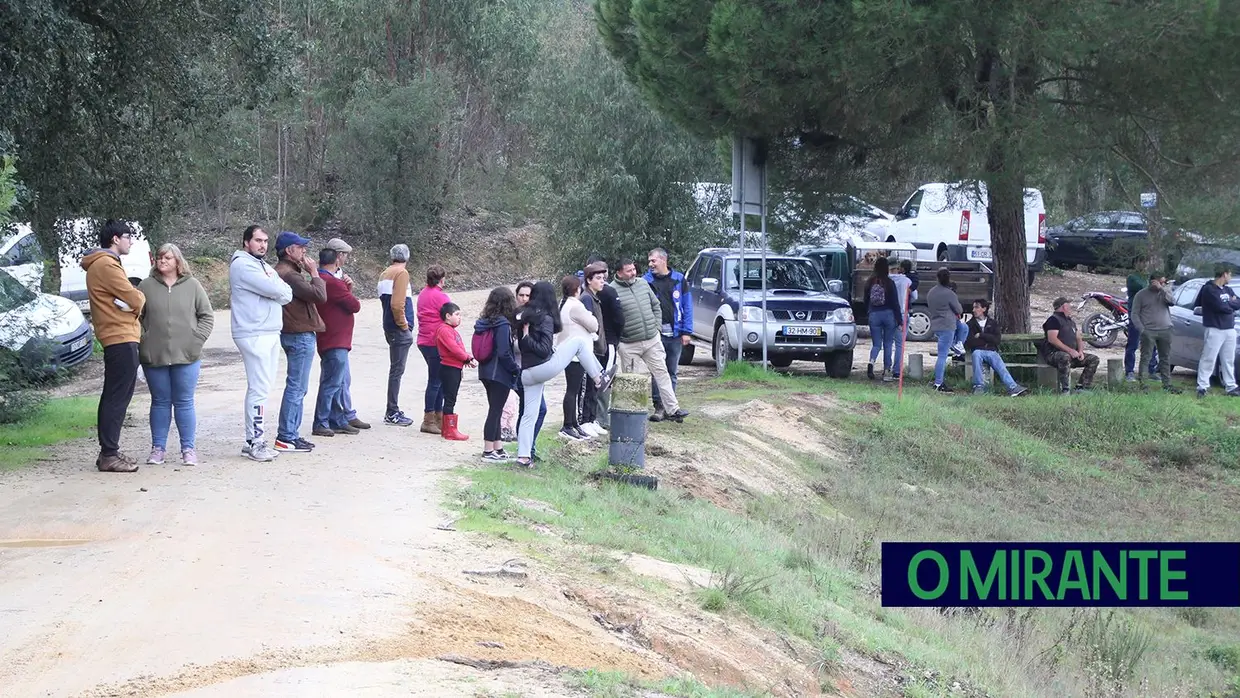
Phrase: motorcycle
[{"left": 1076, "top": 290, "right": 1129, "bottom": 349}]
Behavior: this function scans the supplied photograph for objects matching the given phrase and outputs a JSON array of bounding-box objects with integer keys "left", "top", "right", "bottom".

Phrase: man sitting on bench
[
  {"left": 965, "top": 299, "right": 1028, "bottom": 397},
  {"left": 1042, "top": 297, "right": 1100, "bottom": 394}
]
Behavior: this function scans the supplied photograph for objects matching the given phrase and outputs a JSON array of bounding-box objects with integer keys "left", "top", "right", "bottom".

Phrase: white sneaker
[
  {"left": 584, "top": 422, "right": 606, "bottom": 436},
  {"left": 246, "top": 440, "right": 278, "bottom": 462}
]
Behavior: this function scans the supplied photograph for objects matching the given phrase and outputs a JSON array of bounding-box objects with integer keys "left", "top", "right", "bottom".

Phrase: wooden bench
[
  {"left": 905, "top": 333, "right": 1103, "bottom": 387},
  {"left": 963, "top": 332, "right": 1056, "bottom": 387}
]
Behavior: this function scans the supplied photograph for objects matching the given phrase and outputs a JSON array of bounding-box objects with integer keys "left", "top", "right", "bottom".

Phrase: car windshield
[
  {"left": 0, "top": 269, "right": 37, "bottom": 313},
  {"left": 725, "top": 258, "right": 827, "bottom": 292}
]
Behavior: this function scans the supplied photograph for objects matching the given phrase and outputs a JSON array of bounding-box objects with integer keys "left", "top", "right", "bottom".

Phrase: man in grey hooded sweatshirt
[{"left": 229, "top": 225, "right": 294, "bottom": 462}]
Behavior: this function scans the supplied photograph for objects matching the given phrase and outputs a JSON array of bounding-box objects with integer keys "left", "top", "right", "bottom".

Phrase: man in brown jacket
[
  {"left": 82, "top": 220, "right": 148, "bottom": 472},
  {"left": 273, "top": 231, "right": 326, "bottom": 453}
]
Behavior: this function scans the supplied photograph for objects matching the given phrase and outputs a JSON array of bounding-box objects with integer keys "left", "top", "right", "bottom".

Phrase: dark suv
[{"left": 682, "top": 248, "right": 857, "bottom": 377}]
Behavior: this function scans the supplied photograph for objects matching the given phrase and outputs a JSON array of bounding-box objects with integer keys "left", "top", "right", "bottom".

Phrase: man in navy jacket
[
  {"left": 644, "top": 248, "right": 693, "bottom": 417},
  {"left": 1193, "top": 266, "right": 1240, "bottom": 397}
]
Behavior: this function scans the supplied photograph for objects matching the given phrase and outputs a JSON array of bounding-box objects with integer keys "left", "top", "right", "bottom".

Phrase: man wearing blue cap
[{"left": 273, "top": 231, "right": 326, "bottom": 452}]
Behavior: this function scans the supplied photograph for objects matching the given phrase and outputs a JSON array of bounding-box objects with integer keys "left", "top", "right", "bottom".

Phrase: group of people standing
[
  {"left": 465, "top": 252, "right": 692, "bottom": 468},
  {"left": 80, "top": 221, "right": 696, "bottom": 472}
]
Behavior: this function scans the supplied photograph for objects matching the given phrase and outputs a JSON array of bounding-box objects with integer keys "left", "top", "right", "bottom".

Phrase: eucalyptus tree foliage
[
  {"left": 595, "top": 0, "right": 1240, "bottom": 332},
  {"left": 1, "top": 0, "right": 277, "bottom": 274},
  {"left": 520, "top": 7, "right": 725, "bottom": 274}
]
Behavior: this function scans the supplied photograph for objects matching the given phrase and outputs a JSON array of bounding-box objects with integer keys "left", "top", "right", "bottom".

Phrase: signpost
[{"left": 732, "top": 136, "right": 769, "bottom": 371}]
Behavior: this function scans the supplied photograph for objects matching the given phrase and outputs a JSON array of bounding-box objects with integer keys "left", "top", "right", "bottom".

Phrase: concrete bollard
[
  {"left": 1107, "top": 358, "right": 1124, "bottom": 387},
  {"left": 907, "top": 353, "right": 924, "bottom": 380}
]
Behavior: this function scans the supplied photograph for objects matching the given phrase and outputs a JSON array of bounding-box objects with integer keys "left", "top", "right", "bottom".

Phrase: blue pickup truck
[{"left": 681, "top": 248, "right": 857, "bottom": 377}]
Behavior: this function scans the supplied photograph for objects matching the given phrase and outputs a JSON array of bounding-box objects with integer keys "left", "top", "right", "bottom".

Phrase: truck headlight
[
  {"left": 740, "top": 306, "right": 767, "bottom": 322},
  {"left": 833, "top": 307, "right": 854, "bottom": 323}
]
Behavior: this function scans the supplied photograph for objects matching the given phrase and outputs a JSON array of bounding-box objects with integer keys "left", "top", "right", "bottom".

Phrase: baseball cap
[
  {"left": 1052, "top": 297, "right": 1071, "bottom": 310},
  {"left": 325, "top": 237, "right": 352, "bottom": 253},
  {"left": 275, "top": 231, "right": 311, "bottom": 254}
]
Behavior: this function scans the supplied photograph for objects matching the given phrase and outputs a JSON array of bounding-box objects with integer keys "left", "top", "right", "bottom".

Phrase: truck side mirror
[
  {"left": 827, "top": 280, "right": 844, "bottom": 295},
  {"left": 701, "top": 277, "right": 719, "bottom": 293},
  {"left": 1193, "top": 306, "right": 1203, "bottom": 316}
]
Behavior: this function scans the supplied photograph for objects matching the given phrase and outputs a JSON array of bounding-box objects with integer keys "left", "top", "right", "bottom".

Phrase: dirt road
[{"left": 0, "top": 288, "right": 623, "bottom": 698}]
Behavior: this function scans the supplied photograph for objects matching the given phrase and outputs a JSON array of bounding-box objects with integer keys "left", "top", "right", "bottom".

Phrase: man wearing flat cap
[{"left": 321, "top": 237, "right": 369, "bottom": 429}]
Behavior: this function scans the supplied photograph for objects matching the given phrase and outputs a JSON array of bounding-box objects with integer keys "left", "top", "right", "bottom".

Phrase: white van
[
  {"left": 0, "top": 220, "right": 153, "bottom": 313},
  {"left": 885, "top": 182, "right": 1047, "bottom": 285}
]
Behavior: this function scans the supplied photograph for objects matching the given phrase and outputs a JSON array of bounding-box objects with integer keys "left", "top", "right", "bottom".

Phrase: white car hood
[{"left": 0, "top": 293, "right": 87, "bottom": 351}]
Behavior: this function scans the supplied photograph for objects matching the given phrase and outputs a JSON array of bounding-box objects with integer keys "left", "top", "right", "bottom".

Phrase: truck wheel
[
  {"left": 937, "top": 246, "right": 948, "bottom": 262},
  {"left": 906, "top": 308, "right": 932, "bottom": 342},
  {"left": 1027, "top": 270, "right": 1036, "bottom": 287},
  {"left": 825, "top": 349, "right": 853, "bottom": 379},
  {"left": 713, "top": 327, "right": 736, "bottom": 376},
  {"left": 679, "top": 343, "right": 696, "bottom": 366}
]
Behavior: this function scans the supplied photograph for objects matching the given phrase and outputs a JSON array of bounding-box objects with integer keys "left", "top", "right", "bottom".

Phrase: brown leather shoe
[
  {"left": 420, "top": 411, "right": 442, "bottom": 434},
  {"left": 97, "top": 453, "right": 139, "bottom": 473},
  {"left": 348, "top": 418, "right": 371, "bottom": 430}
]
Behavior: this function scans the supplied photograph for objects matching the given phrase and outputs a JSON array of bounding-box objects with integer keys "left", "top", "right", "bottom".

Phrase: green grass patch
[
  {"left": 450, "top": 360, "right": 1240, "bottom": 697},
  {"left": 0, "top": 395, "right": 97, "bottom": 470},
  {"left": 568, "top": 668, "right": 764, "bottom": 697}
]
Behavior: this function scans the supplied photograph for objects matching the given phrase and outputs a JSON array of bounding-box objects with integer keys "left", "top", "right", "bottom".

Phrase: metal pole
[
  {"left": 737, "top": 138, "right": 746, "bottom": 359},
  {"left": 897, "top": 285, "right": 911, "bottom": 400},
  {"left": 759, "top": 148, "right": 768, "bottom": 371}
]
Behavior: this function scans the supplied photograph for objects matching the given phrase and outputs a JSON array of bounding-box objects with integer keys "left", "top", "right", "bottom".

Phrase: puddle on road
[{"left": 0, "top": 539, "right": 92, "bottom": 548}]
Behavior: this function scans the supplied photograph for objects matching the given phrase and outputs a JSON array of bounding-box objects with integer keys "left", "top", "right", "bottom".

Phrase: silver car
[{"left": 1167, "top": 277, "right": 1240, "bottom": 381}]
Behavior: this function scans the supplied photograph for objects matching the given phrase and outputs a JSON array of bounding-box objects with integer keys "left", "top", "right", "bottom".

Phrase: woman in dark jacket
[
  {"left": 513, "top": 281, "right": 610, "bottom": 467},
  {"left": 474, "top": 286, "right": 520, "bottom": 461},
  {"left": 863, "top": 256, "right": 902, "bottom": 381}
]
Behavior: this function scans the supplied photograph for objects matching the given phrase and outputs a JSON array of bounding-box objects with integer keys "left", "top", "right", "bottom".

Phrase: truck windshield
[{"left": 724, "top": 258, "right": 827, "bottom": 292}]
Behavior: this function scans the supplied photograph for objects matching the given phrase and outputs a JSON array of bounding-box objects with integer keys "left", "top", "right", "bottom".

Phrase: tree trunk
[{"left": 984, "top": 148, "right": 1031, "bottom": 335}]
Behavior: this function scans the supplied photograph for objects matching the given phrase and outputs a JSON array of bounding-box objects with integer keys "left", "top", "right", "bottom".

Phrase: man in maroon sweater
[{"left": 312, "top": 247, "right": 362, "bottom": 436}]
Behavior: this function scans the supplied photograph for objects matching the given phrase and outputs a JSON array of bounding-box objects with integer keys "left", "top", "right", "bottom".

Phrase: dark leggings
[
  {"left": 563, "top": 362, "right": 585, "bottom": 428},
  {"left": 441, "top": 366, "right": 462, "bottom": 415},
  {"left": 482, "top": 380, "right": 510, "bottom": 441},
  {"left": 580, "top": 351, "right": 605, "bottom": 424}
]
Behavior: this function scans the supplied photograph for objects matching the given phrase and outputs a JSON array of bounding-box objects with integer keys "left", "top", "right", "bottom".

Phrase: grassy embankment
[
  {"left": 0, "top": 396, "right": 98, "bottom": 470},
  {"left": 447, "top": 363, "right": 1240, "bottom": 698}
]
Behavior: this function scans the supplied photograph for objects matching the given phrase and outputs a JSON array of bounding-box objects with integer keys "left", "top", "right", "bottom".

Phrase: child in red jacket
[{"left": 433, "top": 302, "right": 476, "bottom": 440}]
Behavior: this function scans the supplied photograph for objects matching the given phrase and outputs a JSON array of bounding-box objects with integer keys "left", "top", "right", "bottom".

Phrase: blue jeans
[
  {"left": 868, "top": 309, "right": 897, "bottom": 370},
  {"left": 971, "top": 350, "right": 1018, "bottom": 392},
  {"left": 652, "top": 335, "right": 683, "bottom": 408},
  {"left": 933, "top": 321, "right": 969, "bottom": 385},
  {"left": 278, "top": 332, "right": 317, "bottom": 442},
  {"left": 419, "top": 344, "right": 445, "bottom": 413},
  {"left": 339, "top": 357, "right": 356, "bottom": 421},
  {"left": 145, "top": 361, "right": 201, "bottom": 451},
  {"left": 314, "top": 348, "right": 350, "bottom": 430}
]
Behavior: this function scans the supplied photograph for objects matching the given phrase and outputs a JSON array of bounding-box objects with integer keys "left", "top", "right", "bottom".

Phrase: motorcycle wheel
[{"left": 1084, "top": 312, "right": 1119, "bottom": 348}]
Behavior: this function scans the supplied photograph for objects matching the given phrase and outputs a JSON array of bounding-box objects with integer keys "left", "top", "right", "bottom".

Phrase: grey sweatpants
[
  {"left": 517, "top": 337, "right": 603, "bottom": 458},
  {"left": 235, "top": 333, "right": 281, "bottom": 444},
  {"left": 1199, "top": 327, "right": 1238, "bottom": 392}
]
